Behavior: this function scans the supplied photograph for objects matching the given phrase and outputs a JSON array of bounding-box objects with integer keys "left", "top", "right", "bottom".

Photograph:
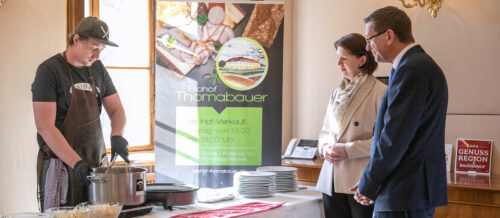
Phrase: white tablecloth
[{"left": 140, "top": 189, "right": 325, "bottom": 218}]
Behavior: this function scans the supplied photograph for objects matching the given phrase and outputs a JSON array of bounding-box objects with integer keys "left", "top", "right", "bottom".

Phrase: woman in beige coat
[{"left": 316, "top": 33, "right": 386, "bottom": 218}]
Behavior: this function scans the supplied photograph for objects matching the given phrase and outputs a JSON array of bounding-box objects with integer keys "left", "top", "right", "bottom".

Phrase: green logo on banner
[
  {"left": 216, "top": 37, "right": 268, "bottom": 91},
  {"left": 175, "top": 106, "right": 262, "bottom": 166}
]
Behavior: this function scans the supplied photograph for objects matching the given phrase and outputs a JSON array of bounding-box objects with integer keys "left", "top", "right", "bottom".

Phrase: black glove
[
  {"left": 111, "top": 135, "right": 130, "bottom": 163},
  {"left": 74, "top": 160, "right": 91, "bottom": 186}
]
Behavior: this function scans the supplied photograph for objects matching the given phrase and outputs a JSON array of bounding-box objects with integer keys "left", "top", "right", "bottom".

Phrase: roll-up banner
[{"left": 154, "top": 1, "right": 284, "bottom": 188}]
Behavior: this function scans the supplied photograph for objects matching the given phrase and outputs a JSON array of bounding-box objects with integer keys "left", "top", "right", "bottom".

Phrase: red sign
[{"left": 455, "top": 139, "right": 493, "bottom": 174}]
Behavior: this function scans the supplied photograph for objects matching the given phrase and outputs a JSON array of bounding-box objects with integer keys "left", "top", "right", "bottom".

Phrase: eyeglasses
[{"left": 366, "top": 29, "right": 388, "bottom": 44}]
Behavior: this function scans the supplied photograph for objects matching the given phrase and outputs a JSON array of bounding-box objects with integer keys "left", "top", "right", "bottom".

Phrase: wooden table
[
  {"left": 281, "top": 158, "right": 324, "bottom": 186},
  {"left": 434, "top": 172, "right": 500, "bottom": 218}
]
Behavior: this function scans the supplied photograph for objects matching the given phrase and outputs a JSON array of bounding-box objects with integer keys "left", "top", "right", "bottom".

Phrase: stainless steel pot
[{"left": 88, "top": 166, "right": 147, "bottom": 206}]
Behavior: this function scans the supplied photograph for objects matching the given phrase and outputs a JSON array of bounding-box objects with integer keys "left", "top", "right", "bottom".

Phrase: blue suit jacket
[{"left": 358, "top": 45, "right": 448, "bottom": 211}]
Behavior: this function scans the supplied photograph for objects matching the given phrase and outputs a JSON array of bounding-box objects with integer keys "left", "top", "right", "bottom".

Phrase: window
[{"left": 70, "top": 0, "right": 154, "bottom": 152}]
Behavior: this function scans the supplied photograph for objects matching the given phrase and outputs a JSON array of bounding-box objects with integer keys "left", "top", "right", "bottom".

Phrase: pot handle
[{"left": 87, "top": 175, "right": 111, "bottom": 183}]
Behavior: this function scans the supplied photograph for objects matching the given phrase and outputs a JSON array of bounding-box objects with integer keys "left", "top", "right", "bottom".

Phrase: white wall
[
  {"left": 2, "top": 0, "right": 500, "bottom": 213},
  {"left": 291, "top": 0, "right": 392, "bottom": 140},
  {"left": 282, "top": 0, "right": 293, "bottom": 154},
  {"left": 0, "top": 0, "right": 65, "bottom": 214},
  {"left": 291, "top": 0, "right": 500, "bottom": 174}
]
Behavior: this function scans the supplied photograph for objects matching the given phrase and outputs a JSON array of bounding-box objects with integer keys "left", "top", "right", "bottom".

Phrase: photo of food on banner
[{"left": 155, "top": 2, "right": 284, "bottom": 85}]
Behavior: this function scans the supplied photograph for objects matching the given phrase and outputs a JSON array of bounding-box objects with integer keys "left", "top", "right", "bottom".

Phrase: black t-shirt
[{"left": 32, "top": 53, "right": 117, "bottom": 146}]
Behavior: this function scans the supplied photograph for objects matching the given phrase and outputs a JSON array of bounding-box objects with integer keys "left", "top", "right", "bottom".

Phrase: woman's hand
[{"left": 324, "top": 143, "right": 347, "bottom": 163}]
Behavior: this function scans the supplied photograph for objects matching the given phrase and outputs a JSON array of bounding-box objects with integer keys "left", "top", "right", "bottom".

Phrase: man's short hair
[
  {"left": 67, "top": 34, "right": 89, "bottom": 46},
  {"left": 364, "top": 6, "right": 415, "bottom": 43}
]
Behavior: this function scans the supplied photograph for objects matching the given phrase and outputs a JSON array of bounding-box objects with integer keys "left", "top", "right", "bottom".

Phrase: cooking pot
[
  {"left": 88, "top": 166, "right": 147, "bottom": 206},
  {"left": 146, "top": 183, "right": 199, "bottom": 210}
]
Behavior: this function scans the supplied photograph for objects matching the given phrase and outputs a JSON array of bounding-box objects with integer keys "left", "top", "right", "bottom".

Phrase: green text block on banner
[{"left": 175, "top": 106, "right": 262, "bottom": 166}]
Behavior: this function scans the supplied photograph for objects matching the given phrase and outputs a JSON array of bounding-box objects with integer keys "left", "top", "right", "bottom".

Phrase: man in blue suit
[{"left": 349, "top": 6, "right": 448, "bottom": 218}]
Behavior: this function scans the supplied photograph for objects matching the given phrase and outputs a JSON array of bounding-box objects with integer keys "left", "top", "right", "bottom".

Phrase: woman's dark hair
[
  {"left": 334, "top": 33, "right": 377, "bottom": 75},
  {"left": 67, "top": 33, "right": 89, "bottom": 46}
]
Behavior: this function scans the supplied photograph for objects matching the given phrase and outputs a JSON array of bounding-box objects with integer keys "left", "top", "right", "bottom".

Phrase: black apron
[{"left": 37, "top": 52, "right": 106, "bottom": 209}]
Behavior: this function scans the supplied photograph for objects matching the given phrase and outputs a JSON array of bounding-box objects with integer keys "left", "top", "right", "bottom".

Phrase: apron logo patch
[{"left": 69, "top": 83, "right": 101, "bottom": 95}]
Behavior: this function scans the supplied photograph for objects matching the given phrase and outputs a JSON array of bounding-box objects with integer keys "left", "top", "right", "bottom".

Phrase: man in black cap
[{"left": 32, "top": 16, "right": 130, "bottom": 210}]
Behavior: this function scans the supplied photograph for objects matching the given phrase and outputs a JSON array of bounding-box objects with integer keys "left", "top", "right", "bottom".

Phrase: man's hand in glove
[
  {"left": 111, "top": 135, "right": 130, "bottom": 163},
  {"left": 74, "top": 160, "right": 91, "bottom": 186}
]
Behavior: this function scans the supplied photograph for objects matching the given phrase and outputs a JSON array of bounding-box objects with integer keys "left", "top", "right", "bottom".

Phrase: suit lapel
[{"left": 336, "top": 75, "right": 376, "bottom": 140}]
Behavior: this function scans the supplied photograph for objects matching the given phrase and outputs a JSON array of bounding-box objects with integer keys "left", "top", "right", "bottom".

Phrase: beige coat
[{"left": 316, "top": 75, "right": 386, "bottom": 195}]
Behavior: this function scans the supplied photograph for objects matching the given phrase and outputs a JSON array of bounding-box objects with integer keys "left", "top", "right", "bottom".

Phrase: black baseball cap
[{"left": 75, "top": 16, "right": 118, "bottom": 47}]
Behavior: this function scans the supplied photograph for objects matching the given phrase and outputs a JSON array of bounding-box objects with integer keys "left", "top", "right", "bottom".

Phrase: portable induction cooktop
[
  {"left": 146, "top": 183, "right": 199, "bottom": 210},
  {"left": 118, "top": 203, "right": 155, "bottom": 218}
]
